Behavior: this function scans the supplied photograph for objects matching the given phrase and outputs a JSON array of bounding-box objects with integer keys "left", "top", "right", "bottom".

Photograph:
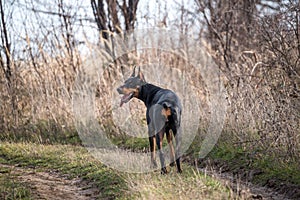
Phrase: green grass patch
[
  {"left": 251, "top": 155, "right": 300, "bottom": 185},
  {"left": 206, "top": 142, "right": 300, "bottom": 187},
  {"left": 111, "top": 135, "right": 169, "bottom": 151},
  {"left": 111, "top": 136, "right": 149, "bottom": 151},
  {"left": 186, "top": 132, "right": 300, "bottom": 188},
  {"left": 0, "top": 166, "right": 32, "bottom": 200},
  {"left": 0, "top": 142, "right": 129, "bottom": 199}
]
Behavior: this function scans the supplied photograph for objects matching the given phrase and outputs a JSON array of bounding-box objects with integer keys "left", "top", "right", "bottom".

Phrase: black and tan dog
[{"left": 117, "top": 66, "right": 182, "bottom": 174}]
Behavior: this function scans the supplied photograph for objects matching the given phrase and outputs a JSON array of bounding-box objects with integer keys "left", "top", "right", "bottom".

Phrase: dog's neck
[{"left": 138, "top": 83, "right": 162, "bottom": 107}]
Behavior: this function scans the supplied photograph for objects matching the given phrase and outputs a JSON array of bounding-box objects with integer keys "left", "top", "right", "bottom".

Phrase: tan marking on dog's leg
[
  {"left": 167, "top": 131, "right": 175, "bottom": 165},
  {"left": 150, "top": 136, "right": 157, "bottom": 168}
]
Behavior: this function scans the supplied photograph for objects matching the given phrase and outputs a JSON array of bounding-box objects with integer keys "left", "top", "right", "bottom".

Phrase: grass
[
  {"left": 111, "top": 136, "right": 149, "bottom": 151},
  {"left": 185, "top": 132, "right": 300, "bottom": 199},
  {"left": 0, "top": 142, "right": 128, "bottom": 199},
  {"left": 2, "top": 131, "right": 299, "bottom": 199},
  {"left": 126, "top": 165, "right": 231, "bottom": 200},
  {"left": 0, "top": 141, "right": 234, "bottom": 200},
  {"left": 205, "top": 141, "right": 300, "bottom": 187},
  {"left": 251, "top": 155, "right": 300, "bottom": 186},
  {"left": 0, "top": 166, "right": 32, "bottom": 200},
  {"left": 111, "top": 135, "right": 171, "bottom": 152},
  {"left": 0, "top": 120, "right": 81, "bottom": 145}
]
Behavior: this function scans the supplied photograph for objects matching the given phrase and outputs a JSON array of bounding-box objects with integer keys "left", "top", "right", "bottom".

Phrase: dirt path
[
  {"left": 198, "top": 167, "right": 291, "bottom": 200},
  {"left": 2, "top": 163, "right": 295, "bottom": 200},
  {"left": 1, "top": 164, "right": 99, "bottom": 200}
]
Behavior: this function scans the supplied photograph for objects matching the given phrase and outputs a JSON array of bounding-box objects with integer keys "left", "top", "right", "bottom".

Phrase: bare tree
[
  {"left": 91, "top": 0, "right": 139, "bottom": 37},
  {"left": 90, "top": 0, "right": 139, "bottom": 63},
  {"left": 0, "top": 0, "right": 12, "bottom": 86},
  {"left": 195, "top": 0, "right": 300, "bottom": 159},
  {"left": 197, "top": 0, "right": 262, "bottom": 71}
]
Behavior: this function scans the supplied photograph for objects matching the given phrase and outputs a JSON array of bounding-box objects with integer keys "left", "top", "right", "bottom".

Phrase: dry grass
[
  {"left": 126, "top": 168, "right": 230, "bottom": 200},
  {"left": 0, "top": 9, "right": 299, "bottom": 199},
  {"left": 0, "top": 34, "right": 299, "bottom": 160},
  {"left": 0, "top": 142, "right": 237, "bottom": 199}
]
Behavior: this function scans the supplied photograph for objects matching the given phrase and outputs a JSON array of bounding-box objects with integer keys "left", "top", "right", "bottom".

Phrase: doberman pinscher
[{"left": 117, "top": 66, "right": 182, "bottom": 174}]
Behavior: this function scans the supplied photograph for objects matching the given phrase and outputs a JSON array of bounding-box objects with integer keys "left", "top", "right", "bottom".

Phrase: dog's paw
[
  {"left": 170, "top": 161, "right": 176, "bottom": 167},
  {"left": 161, "top": 167, "right": 168, "bottom": 175}
]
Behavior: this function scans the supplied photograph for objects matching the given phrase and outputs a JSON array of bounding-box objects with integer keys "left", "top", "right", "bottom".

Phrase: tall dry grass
[{"left": 0, "top": 25, "right": 299, "bottom": 163}]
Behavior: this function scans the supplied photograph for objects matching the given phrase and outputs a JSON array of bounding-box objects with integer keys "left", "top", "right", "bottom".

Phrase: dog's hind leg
[
  {"left": 148, "top": 121, "right": 158, "bottom": 168},
  {"left": 149, "top": 136, "right": 157, "bottom": 168},
  {"left": 173, "top": 126, "right": 182, "bottom": 173},
  {"left": 166, "top": 128, "right": 176, "bottom": 167},
  {"left": 156, "top": 129, "right": 167, "bottom": 174}
]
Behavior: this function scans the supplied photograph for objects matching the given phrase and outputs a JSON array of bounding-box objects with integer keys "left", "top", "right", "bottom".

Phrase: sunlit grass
[
  {"left": 0, "top": 142, "right": 128, "bottom": 199},
  {"left": 126, "top": 165, "right": 231, "bottom": 200},
  {"left": 0, "top": 142, "right": 234, "bottom": 199}
]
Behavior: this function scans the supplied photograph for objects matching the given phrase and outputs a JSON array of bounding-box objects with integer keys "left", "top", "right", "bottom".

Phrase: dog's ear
[
  {"left": 137, "top": 66, "right": 140, "bottom": 74},
  {"left": 131, "top": 66, "right": 136, "bottom": 77},
  {"left": 137, "top": 66, "right": 146, "bottom": 82},
  {"left": 120, "top": 65, "right": 125, "bottom": 76}
]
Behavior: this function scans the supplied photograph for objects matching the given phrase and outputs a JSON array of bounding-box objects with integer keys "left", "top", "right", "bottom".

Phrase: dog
[{"left": 117, "top": 66, "right": 182, "bottom": 174}]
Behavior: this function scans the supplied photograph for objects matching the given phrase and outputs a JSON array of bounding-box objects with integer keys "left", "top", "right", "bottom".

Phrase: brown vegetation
[{"left": 0, "top": 0, "right": 299, "bottom": 165}]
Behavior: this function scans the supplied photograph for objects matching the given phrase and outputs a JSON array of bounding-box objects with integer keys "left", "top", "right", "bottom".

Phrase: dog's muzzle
[{"left": 117, "top": 87, "right": 134, "bottom": 107}]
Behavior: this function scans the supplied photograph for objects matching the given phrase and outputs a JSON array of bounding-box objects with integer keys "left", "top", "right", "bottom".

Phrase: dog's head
[{"left": 117, "top": 66, "right": 146, "bottom": 107}]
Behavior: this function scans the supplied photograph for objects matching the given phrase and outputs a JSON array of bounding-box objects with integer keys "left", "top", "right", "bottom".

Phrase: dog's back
[{"left": 138, "top": 83, "right": 182, "bottom": 127}]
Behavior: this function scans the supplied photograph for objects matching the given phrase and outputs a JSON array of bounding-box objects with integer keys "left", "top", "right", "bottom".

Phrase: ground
[
  {"left": 1, "top": 164, "right": 98, "bottom": 200},
  {"left": 1, "top": 142, "right": 299, "bottom": 199}
]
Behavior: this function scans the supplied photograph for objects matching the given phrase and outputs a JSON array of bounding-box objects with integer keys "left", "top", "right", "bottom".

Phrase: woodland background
[{"left": 0, "top": 0, "right": 299, "bottom": 167}]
